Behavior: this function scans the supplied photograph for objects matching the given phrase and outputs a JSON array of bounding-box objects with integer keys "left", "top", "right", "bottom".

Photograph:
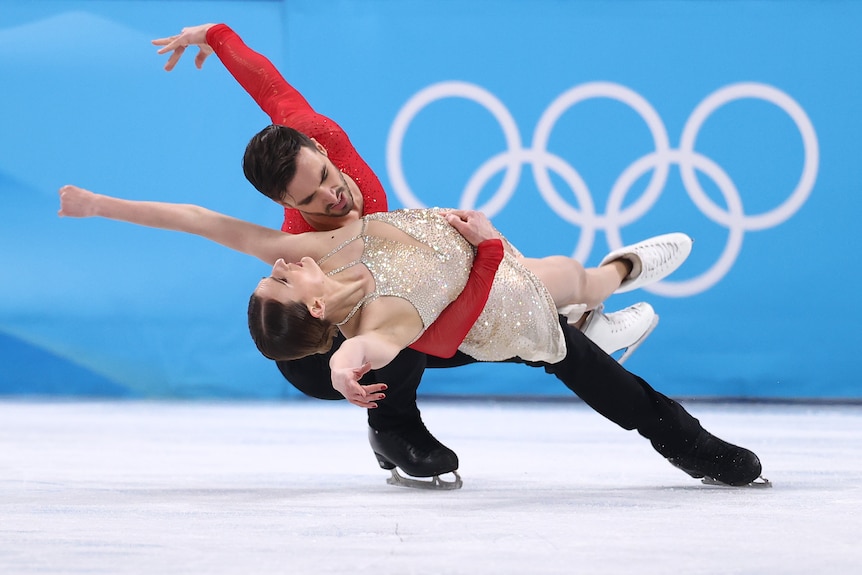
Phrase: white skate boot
[
  {"left": 580, "top": 303, "right": 659, "bottom": 364},
  {"left": 600, "top": 233, "right": 693, "bottom": 293}
]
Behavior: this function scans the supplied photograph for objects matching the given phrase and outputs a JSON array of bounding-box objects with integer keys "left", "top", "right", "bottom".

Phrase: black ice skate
[
  {"left": 368, "top": 424, "right": 462, "bottom": 490},
  {"left": 665, "top": 430, "right": 771, "bottom": 488}
]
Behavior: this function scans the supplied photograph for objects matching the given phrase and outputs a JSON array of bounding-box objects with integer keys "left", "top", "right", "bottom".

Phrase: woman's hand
[
  {"left": 57, "top": 185, "right": 100, "bottom": 218},
  {"left": 331, "top": 362, "right": 387, "bottom": 409},
  {"left": 152, "top": 24, "right": 217, "bottom": 71}
]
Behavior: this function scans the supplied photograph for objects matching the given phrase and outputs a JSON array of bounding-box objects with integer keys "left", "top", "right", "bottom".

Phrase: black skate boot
[
  {"left": 662, "top": 430, "right": 771, "bottom": 487},
  {"left": 368, "top": 423, "right": 462, "bottom": 490}
]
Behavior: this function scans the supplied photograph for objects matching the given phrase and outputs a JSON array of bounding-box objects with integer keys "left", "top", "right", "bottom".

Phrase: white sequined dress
[{"left": 318, "top": 209, "right": 565, "bottom": 363}]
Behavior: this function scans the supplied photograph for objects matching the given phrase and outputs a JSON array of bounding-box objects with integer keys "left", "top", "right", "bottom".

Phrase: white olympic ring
[{"left": 386, "top": 81, "right": 819, "bottom": 296}]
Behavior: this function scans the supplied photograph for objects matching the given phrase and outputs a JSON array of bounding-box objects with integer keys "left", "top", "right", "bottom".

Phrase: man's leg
[
  {"left": 276, "top": 334, "right": 459, "bottom": 482},
  {"left": 363, "top": 346, "right": 459, "bottom": 481},
  {"left": 534, "top": 317, "right": 765, "bottom": 486},
  {"left": 276, "top": 345, "right": 342, "bottom": 400}
]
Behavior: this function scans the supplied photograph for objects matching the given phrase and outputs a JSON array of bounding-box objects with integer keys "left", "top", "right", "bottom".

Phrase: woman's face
[{"left": 255, "top": 257, "right": 326, "bottom": 312}]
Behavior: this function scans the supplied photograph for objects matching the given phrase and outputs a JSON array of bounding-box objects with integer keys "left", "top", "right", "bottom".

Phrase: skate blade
[
  {"left": 617, "top": 314, "right": 660, "bottom": 365},
  {"left": 386, "top": 469, "right": 463, "bottom": 491},
  {"left": 701, "top": 475, "right": 773, "bottom": 488}
]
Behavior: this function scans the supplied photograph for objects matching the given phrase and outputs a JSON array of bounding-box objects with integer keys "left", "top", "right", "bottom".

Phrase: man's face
[{"left": 282, "top": 144, "right": 356, "bottom": 218}]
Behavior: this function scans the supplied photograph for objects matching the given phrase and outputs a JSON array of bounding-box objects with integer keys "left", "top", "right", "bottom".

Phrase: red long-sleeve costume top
[{"left": 207, "top": 24, "right": 501, "bottom": 357}]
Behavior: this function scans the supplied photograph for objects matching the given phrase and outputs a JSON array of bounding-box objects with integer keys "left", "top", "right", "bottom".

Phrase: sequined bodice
[
  {"left": 319, "top": 209, "right": 565, "bottom": 363},
  {"left": 318, "top": 210, "right": 471, "bottom": 329}
]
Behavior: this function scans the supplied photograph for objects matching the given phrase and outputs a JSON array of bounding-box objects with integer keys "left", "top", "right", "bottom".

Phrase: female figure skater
[{"left": 57, "top": 184, "right": 690, "bottom": 408}]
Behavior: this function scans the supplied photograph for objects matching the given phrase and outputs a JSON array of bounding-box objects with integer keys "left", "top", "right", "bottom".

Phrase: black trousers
[{"left": 276, "top": 317, "right": 703, "bottom": 456}]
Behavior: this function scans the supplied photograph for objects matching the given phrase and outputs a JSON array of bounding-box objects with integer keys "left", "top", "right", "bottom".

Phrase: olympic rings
[{"left": 385, "top": 81, "right": 818, "bottom": 296}]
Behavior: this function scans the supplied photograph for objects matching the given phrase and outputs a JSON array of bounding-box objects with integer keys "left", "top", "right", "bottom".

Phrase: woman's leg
[
  {"left": 521, "top": 231, "right": 694, "bottom": 311},
  {"left": 520, "top": 256, "right": 631, "bottom": 310}
]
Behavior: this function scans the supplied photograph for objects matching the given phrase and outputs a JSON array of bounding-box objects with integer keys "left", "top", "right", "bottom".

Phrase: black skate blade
[
  {"left": 701, "top": 475, "right": 773, "bottom": 488},
  {"left": 386, "top": 469, "right": 463, "bottom": 490}
]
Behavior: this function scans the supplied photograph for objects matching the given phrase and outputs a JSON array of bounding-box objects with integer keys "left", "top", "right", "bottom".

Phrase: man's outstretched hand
[{"left": 152, "top": 24, "right": 217, "bottom": 71}]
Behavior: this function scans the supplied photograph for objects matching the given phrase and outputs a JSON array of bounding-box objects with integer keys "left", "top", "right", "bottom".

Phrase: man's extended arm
[
  {"left": 154, "top": 23, "right": 316, "bottom": 126},
  {"left": 205, "top": 24, "right": 318, "bottom": 128},
  {"left": 409, "top": 210, "right": 506, "bottom": 357},
  {"left": 409, "top": 238, "right": 503, "bottom": 358}
]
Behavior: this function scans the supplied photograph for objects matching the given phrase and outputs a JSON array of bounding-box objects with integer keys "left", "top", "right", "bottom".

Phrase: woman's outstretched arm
[{"left": 57, "top": 185, "right": 298, "bottom": 265}]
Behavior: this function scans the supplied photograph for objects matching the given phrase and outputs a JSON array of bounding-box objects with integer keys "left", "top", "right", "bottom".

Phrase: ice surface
[{"left": 1, "top": 400, "right": 860, "bottom": 574}]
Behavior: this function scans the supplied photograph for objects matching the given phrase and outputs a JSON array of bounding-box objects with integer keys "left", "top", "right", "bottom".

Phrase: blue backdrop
[{"left": 1, "top": 0, "right": 859, "bottom": 399}]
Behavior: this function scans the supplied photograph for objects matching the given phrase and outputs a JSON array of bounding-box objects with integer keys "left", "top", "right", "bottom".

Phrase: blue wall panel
[{"left": 1, "top": 1, "right": 859, "bottom": 399}]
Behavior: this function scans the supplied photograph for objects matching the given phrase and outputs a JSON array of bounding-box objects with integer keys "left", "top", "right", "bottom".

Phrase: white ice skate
[
  {"left": 600, "top": 233, "right": 693, "bottom": 293},
  {"left": 581, "top": 303, "right": 659, "bottom": 364}
]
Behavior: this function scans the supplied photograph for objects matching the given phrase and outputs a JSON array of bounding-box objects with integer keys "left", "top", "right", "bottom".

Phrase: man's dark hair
[
  {"left": 247, "top": 293, "right": 338, "bottom": 361},
  {"left": 242, "top": 124, "right": 318, "bottom": 203}
]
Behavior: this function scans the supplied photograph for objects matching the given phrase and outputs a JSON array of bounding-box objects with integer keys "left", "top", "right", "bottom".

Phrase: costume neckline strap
[{"left": 318, "top": 218, "right": 367, "bottom": 272}]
